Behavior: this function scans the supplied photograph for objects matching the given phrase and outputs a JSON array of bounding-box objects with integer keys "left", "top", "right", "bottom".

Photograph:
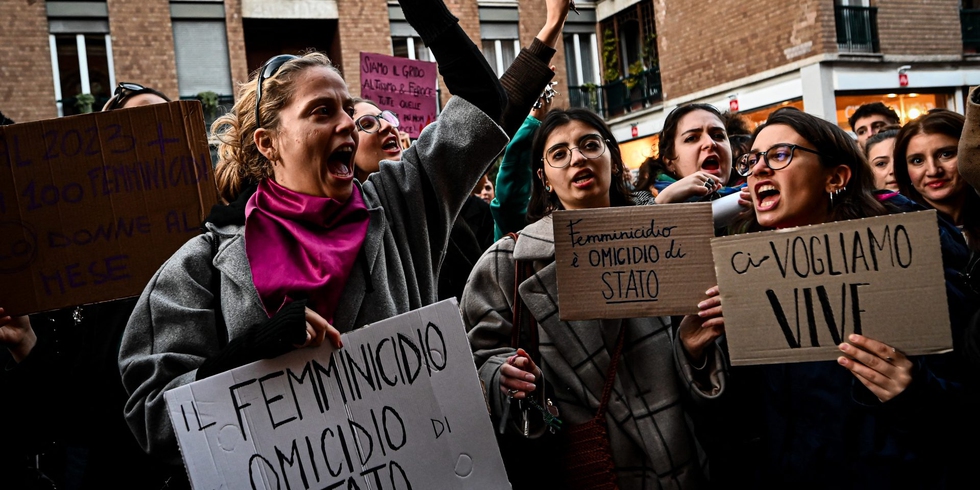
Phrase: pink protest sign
[{"left": 359, "top": 52, "right": 438, "bottom": 139}]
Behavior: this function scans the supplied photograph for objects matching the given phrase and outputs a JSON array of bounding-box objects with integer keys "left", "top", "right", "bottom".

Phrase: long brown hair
[
  {"left": 893, "top": 110, "right": 979, "bottom": 245},
  {"left": 210, "top": 52, "right": 343, "bottom": 203},
  {"left": 527, "top": 108, "right": 633, "bottom": 223},
  {"left": 735, "top": 107, "right": 887, "bottom": 233}
]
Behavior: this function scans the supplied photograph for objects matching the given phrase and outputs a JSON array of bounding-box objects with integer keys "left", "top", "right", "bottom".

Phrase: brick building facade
[
  {"left": 0, "top": 0, "right": 575, "bottom": 124},
  {"left": 597, "top": 0, "right": 980, "bottom": 169},
  {"left": 4, "top": 0, "right": 978, "bottom": 168}
]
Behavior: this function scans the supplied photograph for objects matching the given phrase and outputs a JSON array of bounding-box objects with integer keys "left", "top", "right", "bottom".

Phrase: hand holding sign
[
  {"left": 837, "top": 334, "right": 913, "bottom": 402},
  {"left": 678, "top": 286, "right": 725, "bottom": 362},
  {"left": 297, "top": 307, "right": 343, "bottom": 349},
  {"left": 499, "top": 348, "right": 540, "bottom": 400},
  {"left": 0, "top": 306, "right": 35, "bottom": 363}
]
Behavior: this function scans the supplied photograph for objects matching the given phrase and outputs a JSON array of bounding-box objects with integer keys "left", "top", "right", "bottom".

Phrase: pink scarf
[{"left": 245, "top": 179, "right": 369, "bottom": 322}]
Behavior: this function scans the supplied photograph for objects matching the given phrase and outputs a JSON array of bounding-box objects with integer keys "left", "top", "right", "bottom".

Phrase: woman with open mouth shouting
[
  {"left": 462, "top": 107, "right": 726, "bottom": 489},
  {"left": 118, "top": 0, "right": 512, "bottom": 467},
  {"left": 635, "top": 103, "right": 747, "bottom": 205},
  {"left": 708, "top": 107, "right": 976, "bottom": 487}
]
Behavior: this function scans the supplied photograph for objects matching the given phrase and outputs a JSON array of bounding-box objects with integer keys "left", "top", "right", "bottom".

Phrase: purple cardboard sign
[{"left": 359, "top": 52, "right": 438, "bottom": 139}]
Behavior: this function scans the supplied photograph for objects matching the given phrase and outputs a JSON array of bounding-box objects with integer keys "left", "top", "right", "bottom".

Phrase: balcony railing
[
  {"left": 962, "top": 9, "right": 980, "bottom": 51},
  {"left": 835, "top": 5, "right": 879, "bottom": 54},
  {"left": 568, "top": 67, "right": 663, "bottom": 119}
]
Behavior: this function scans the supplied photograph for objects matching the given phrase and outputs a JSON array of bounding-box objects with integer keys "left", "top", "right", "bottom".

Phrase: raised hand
[{"left": 655, "top": 171, "right": 723, "bottom": 203}]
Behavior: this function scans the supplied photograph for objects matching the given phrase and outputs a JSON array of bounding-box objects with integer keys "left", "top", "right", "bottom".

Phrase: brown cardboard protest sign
[
  {"left": 711, "top": 210, "right": 951, "bottom": 366},
  {"left": 553, "top": 203, "right": 716, "bottom": 320},
  {"left": 0, "top": 101, "right": 217, "bottom": 315}
]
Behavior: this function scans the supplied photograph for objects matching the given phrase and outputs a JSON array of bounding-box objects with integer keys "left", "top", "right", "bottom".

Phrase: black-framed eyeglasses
[
  {"left": 103, "top": 82, "right": 171, "bottom": 111},
  {"left": 254, "top": 54, "right": 300, "bottom": 128},
  {"left": 356, "top": 110, "right": 399, "bottom": 133},
  {"left": 736, "top": 143, "right": 824, "bottom": 177},
  {"left": 543, "top": 134, "right": 608, "bottom": 169}
]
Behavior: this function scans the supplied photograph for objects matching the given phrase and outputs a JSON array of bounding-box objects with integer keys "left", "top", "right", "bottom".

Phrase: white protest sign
[
  {"left": 711, "top": 211, "right": 952, "bottom": 366},
  {"left": 165, "top": 299, "right": 509, "bottom": 490}
]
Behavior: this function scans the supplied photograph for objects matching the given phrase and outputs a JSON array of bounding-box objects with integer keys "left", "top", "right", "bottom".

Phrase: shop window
[
  {"left": 836, "top": 92, "right": 952, "bottom": 128},
  {"left": 739, "top": 99, "right": 806, "bottom": 130}
]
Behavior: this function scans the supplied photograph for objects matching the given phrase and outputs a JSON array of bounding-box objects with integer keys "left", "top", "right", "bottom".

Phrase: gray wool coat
[
  {"left": 118, "top": 97, "right": 508, "bottom": 458},
  {"left": 462, "top": 214, "right": 727, "bottom": 490}
]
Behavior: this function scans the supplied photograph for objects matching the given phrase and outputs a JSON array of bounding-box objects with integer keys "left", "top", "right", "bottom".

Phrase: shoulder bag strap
[
  {"left": 507, "top": 232, "right": 540, "bottom": 365},
  {"left": 595, "top": 326, "right": 627, "bottom": 420}
]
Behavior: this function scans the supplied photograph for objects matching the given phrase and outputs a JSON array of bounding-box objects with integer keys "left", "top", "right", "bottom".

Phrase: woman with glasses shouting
[
  {"left": 705, "top": 107, "right": 976, "bottom": 487},
  {"left": 351, "top": 99, "right": 404, "bottom": 182},
  {"left": 118, "top": 0, "right": 513, "bottom": 465},
  {"left": 462, "top": 108, "right": 726, "bottom": 489}
]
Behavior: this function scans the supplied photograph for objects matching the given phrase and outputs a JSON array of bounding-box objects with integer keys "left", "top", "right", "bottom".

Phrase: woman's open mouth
[
  {"left": 381, "top": 135, "right": 401, "bottom": 155},
  {"left": 327, "top": 145, "right": 355, "bottom": 179},
  {"left": 571, "top": 169, "right": 596, "bottom": 188},
  {"left": 701, "top": 156, "right": 722, "bottom": 176},
  {"left": 755, "top": 183, "right": 780, "bottom": 211}
]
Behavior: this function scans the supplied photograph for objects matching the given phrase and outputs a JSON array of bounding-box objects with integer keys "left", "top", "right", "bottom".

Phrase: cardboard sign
[
  {"left": 711, "top": 211, "right": 952, "bottom": 366},
  {"left": 359, "top": 52, "right": 437, "bottom": 138},
  {"left": 552, "top": 203, "right": 716, "bottom": 320},
  {"left": 165, "top": 299, "right": 509, "bottom": 490},
  {"left": 0, "top": 101, "right": 217, "bottom": 315}
]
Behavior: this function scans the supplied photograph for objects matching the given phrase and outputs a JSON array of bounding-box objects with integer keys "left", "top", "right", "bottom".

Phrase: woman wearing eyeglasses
[
  {"left": 462, "top": 107, "right": 725, "bottom": 489},
  {"left": 118, "top": 0, "right": 516, "bottom": 464},
  {"left": 351, "top": 99, "right": 403, "bottom": 181},
  {"left": 708, "top": 107, "right": 975, "bottom": 487}
]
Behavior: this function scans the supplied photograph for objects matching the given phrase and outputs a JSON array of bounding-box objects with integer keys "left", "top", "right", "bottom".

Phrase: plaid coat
[{"left": 462, "top": 215, "right": 726, "bottom": 489}]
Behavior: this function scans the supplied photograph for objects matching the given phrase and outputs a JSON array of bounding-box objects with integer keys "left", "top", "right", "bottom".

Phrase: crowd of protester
[{"left": 2, "top": 0, "right": 979, "bottom": 487}]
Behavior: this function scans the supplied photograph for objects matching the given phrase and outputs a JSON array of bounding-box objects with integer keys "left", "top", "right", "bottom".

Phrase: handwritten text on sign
[
  {"left": 360, "top": 52, "right": 437, "bottom": 139},
  {"left": 553, "top": 204, "right": 716, "bottom": 320},
  {"left": 0, "top": 101, "right": 217, "bottom": 315},
  {"left": 711, "top": 211, "right": 951, "bottom": 366},
  {"left": 165, "top": 300, "right": 509, "bottom": 490}
]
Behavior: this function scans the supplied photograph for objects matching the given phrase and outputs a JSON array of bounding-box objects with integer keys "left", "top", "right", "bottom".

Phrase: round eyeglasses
[
  {"left": 736, "top": 143, "right": 824, "bottom": 177},
  {"left": 543, "top": 135, "right": 608, "bottom": 169},
  {"left": 355, "top": 110, "right": 399, "bottom": 133},
  {"left": 254, "top": 54, "right": 300, "bottom": 128}
]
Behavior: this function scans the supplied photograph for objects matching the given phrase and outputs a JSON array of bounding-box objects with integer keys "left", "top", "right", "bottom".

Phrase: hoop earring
[{"left": 544, "top": 184, "right": 553, "bottom": 193}]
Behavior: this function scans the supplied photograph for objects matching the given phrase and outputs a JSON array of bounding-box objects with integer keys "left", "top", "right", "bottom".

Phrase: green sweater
[{"left": 490, "top": 114, "right": 540, "bottom": 240}]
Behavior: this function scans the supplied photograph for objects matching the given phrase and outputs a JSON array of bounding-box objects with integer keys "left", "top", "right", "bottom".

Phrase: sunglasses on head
[
  {"left": 255, "top": 54, "right": 300, "bottom": 128},
  {"left": 103, "top": 82, "right": 171, "bottom": 111}
]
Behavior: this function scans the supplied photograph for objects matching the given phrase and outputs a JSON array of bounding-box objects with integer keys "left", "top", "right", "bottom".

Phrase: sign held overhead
[
  {"left": 0, "top": 101, "right": 218, "bottom": 315},
  {"left": 711, "top": 211, "right": 952, "bottom": 366},
  {"left": 552, "top": 203, "right": 716, "bottom": 320}
]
